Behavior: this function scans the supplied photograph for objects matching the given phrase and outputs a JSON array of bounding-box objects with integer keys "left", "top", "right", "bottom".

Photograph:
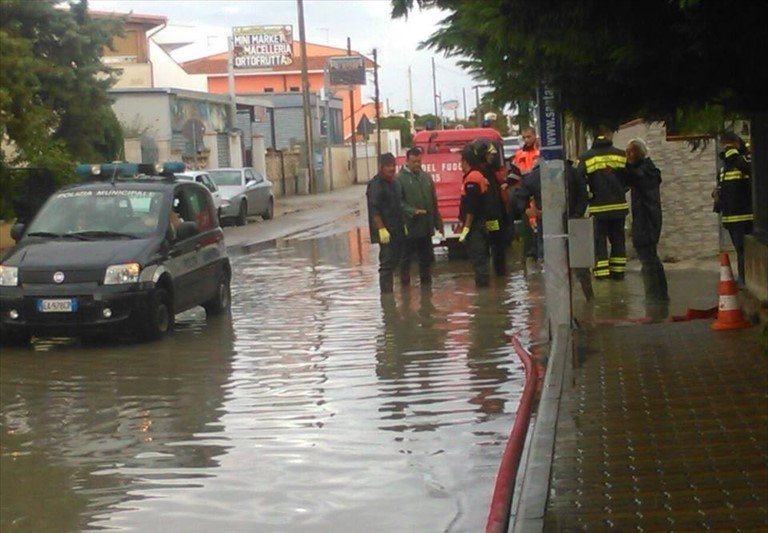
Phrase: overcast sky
[{"left": 89, "top": 0, "right": 487, "bottom": 117}]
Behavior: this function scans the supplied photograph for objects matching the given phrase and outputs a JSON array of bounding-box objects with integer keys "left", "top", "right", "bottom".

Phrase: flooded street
[{"left": 1, "top": 216, "right": 541, "bottom": 532}]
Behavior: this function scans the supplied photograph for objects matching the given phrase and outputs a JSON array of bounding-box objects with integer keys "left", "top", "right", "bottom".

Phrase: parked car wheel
[
  {"left": 263, "top": 198, "right": 274, "bottom": 220},
  {"left": 236, "top": 200, "right": 248, "bottom": 226},
  {"left": 203, "top": 271, "right": 231, "bottom": 316},
  {"left": 140, "top": 288, "right": 174, "bottom": 341}
]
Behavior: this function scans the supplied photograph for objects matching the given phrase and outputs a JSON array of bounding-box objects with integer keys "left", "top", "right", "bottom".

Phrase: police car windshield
[
  {"left": 209, "top": 170, "right": 242, "bottom": 187},
  {"left": 27, "top": 189, "right": 165, "bottom": 238}
]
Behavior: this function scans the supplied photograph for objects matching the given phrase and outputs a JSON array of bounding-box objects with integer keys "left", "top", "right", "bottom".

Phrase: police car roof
[{"left": 64, "top": 176, "right": 181, "bottom": 192}]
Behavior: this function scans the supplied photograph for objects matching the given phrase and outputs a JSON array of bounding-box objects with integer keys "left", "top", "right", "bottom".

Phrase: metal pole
[
  {"left": 474, "top": 85, "right": 481, "bottom": 126},
  {"left": 297, "top": 0, "right": 315, "bottom": 193},
  {"left": 463, "top": 87, "right": 468, "bottom": 121},
  {"left": 227, "top": 36, "right": 236, "bottom": 131},
  {"left": 373, "top": 48, "right": 382, "bottom": 159},
  {"left": 347, "top": 37, "right": 358, "bottom": 184},
  {"left": 324, "top": 66, "right": 334, "bottom": 190},
  {"left": 431, "top": 57, "right": 440, "bottom": 128},
  {"left": 408, "top": 66, "right": 415, "bottom": 135}
]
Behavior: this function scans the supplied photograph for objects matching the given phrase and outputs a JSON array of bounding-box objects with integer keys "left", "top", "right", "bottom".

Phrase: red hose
[{"left": 485, "top": 335, "right": 539, "bottom": 533}]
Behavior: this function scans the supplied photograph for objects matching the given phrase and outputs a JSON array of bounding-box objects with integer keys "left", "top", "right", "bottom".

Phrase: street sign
[
  {"left": 232, "top": 25, "right": 293, "bottom": 69},
  {"left": 537, "top": 83, "right": 564, "bottom": 160},
  {"left": 442, "top": 99, "right": 459, "bottom": 111},
  {"left": 328, "top": 56, "right": 366, "bottom": 86},
  {"left": 356, "top": 115, "right": 374, "bottom": 136}
]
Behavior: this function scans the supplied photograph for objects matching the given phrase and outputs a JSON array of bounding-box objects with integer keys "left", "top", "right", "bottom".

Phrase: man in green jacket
[{"left": 397, "top": 147, "right": 443, "bottom": 286}]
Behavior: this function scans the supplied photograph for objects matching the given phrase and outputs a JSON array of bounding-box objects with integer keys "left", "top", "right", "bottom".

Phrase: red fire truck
[{"left": 395, "top": 127, "right": 505, "bottom": 250}]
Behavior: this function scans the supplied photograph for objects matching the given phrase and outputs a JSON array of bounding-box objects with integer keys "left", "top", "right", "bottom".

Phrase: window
[
  {"left": 184, "top": 187, "right": 214, "bottom": 231},
  {"left": 264, "top": 88, "right": 274, "bottom": 93},
  {"left": 289, "top": 86, "right": 300, "bottom": 92}
]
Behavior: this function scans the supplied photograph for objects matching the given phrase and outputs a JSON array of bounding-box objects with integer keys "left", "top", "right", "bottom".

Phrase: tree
[
  {"left": 378, "top": 115, "right": 413, "bottom": 148},
  {"left": 0, "top": 0, "right": 124, "bottom": 218},
  {"left": 391, "top": 0, "right": 767, "bottom": 132}
]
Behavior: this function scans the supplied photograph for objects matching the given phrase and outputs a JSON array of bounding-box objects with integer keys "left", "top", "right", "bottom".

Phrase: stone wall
[
  {"left": 265, "top": 149, "right": 303, "bottom": 197},
  {"left": 613, "top": 122, "right": 721, "bottom": 261}
]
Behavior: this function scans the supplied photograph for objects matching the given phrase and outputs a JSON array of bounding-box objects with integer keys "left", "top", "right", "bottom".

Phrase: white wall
[
  {"left": 149, "top": 40, "right": 209, "bottom": 92},
  {"left": 111, "top": 93, "right": 172, "bottom": 141}
]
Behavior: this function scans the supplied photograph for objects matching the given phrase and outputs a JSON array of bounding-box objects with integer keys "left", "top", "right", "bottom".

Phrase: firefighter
[
  {"left": 475, "top": 138, "right": 509, "bottom": 276},
  {"left": 511, "top": 127, "right": 541, "bottom": 259},
  {"left": 458, "top": 143, "right": 492, "bottom": 288},
  {"left": 577, "top": 126, "right": 629, "bottom": 280},
  {"left": 713, "top": 131, "right": 753, "bottom": 284}
]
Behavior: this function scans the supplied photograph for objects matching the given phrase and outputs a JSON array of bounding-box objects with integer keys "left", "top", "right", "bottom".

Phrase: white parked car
[
  {"left": 208, "top": 167, "right": 274, "bottom": 226},
  {"left": 175, "top": 171, "right": 230, "bottom": 221}
]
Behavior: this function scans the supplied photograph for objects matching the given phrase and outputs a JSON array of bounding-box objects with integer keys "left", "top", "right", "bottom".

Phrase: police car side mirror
[
  {"left": 174, "top": 221, "right": 200, "bottom": 241},
  {"left": 10, "top": 223, "right": 25, "bottom": 242}
]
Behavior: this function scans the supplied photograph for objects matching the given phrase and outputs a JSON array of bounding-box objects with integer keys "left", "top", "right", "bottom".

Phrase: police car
[{"left": 0, "top": 162, "right": 231, "bottom": 345}]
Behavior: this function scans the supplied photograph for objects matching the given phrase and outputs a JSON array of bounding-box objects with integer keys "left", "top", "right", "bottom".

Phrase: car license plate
[{"left": 37, "top": 298, "right": 78, "bottom": 313}]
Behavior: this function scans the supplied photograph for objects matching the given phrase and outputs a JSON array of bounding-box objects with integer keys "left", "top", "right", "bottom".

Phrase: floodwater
[{"left": 0, "top": 226, "right": 542, "bottom": 532}]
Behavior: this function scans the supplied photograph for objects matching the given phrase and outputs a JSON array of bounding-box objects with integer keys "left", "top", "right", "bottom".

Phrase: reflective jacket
[
  {"left": 577, "top": 137, "right": 628, "bottom": 220},
  {"left": 459, "top": 170, "right": 489, "bottom": 228},
  {"left": 481, "top": 165, "right": 505, "bottom": 233},
  {"left": 717, "top": 147, "right": 753, "bottom": 225},
  {"left": 511, "top": 145, "right": 540, "bottom": 175}
]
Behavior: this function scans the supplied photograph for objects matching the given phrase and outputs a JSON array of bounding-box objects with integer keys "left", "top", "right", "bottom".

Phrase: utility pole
[
  {"left": 323, "top": 67, "right": 333, "bottom": 190},
  {"left": 347, "top": 37, "right": 358, "bottom": 184},
  {"left": 408, "top": 66, "right": 415, "bottom": 134},
  {"left": 431, "top": 57, "right": 440, "bottom": 128},
  {"left": 474, "top": 84, "right": 481, "bottom": 126},
  {"left": 462, "top": 87, "right": 468, "bottom": 122},
  {"left": 373, "top": 48, "right": 381, "bottom": 159},
  {"left": 227, "top": 36, "right": 236, "bottom": 131},
  {"left": 297, "top": 0, "right": 315, "bottom": 192}
]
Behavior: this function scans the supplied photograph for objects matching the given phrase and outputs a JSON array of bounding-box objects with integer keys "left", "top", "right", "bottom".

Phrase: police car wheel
[
  {"left": 140, "top": 288, "right": 174, "bottom": 341},
  {"left": 236, "top": 201, "right": 247, "bottom": 226},
  {"left": 0, "top": 330, "right": 31, "bottom": 347},
  {"left": 204, "top": 271, "right": 231, "bottom": 316}
]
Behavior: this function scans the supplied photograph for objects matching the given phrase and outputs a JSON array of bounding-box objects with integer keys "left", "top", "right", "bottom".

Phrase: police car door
[
  {"left": 181, "top": 184, "right": 226, "bottom": 304},
  {"left": 168, "top": 187, "right": 201, "bottom": 312}
]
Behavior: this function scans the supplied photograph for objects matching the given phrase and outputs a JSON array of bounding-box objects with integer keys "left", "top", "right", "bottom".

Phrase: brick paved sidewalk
[{"left": 544, "top": 320, "right": 767, "bottom": 531}]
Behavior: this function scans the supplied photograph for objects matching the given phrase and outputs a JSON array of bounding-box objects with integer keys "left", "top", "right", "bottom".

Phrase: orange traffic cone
[{"left": 711, "top": 252, "right": 750, "bottom": 331}]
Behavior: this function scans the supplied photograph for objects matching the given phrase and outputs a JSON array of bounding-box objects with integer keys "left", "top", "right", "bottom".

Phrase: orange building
[{"left": 182, "top": 42, "right": 375, "bottom": 141}]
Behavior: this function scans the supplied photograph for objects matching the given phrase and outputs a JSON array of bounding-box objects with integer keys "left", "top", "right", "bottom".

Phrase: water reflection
[
  {"left": 0, "top": 313, "right": 235, "bottom": 532},
  {"left": 1, "top": 227, "right": 537, "bottom": 533}
]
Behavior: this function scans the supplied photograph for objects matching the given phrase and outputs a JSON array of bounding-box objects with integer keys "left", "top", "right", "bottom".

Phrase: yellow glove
[
  {"left": 378, "top": 227, "right": 391, "bottom": 244},
  {"left": 458, "top": 226, "right": 470, "bottom": 243}
]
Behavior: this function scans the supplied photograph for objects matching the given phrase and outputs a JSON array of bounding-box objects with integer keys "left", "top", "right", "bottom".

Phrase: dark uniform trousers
[
  {"left": 594, "top": 218, "right": 627, "bottom": 279},
  {"left": 467, "top": 225, "right": 490, "bottom": 287},
  {"left": 488, "top": 229, "right": 507, "bottom": 276},
  {"left": 379, "top": 236, "right": 406, "bottom": 293},
  {"left": 635, "top": 243, "right": 669, "bottom": 301},
  {"left": 401, "top": 236, "right": 434, "bottom": 285},
  {"left": 727, "top": 221, "right": 753, "bottom": 283}
]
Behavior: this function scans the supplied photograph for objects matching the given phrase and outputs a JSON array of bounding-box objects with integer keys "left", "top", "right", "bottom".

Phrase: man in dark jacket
[
  {"left": 397, "top": 147, "right": 443, "bottom": 286},
  {"left": 621, "top": 139, "right": 669, "bottom": 302},
  {"left": 577, "top": 127, "right": 628, "bottom": 280},
  {"left": 713, "top": 131, "right": 753, "bottom": 284},
  {"left": 367, "top": 153, "right": 406, "bottom": 293}
]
